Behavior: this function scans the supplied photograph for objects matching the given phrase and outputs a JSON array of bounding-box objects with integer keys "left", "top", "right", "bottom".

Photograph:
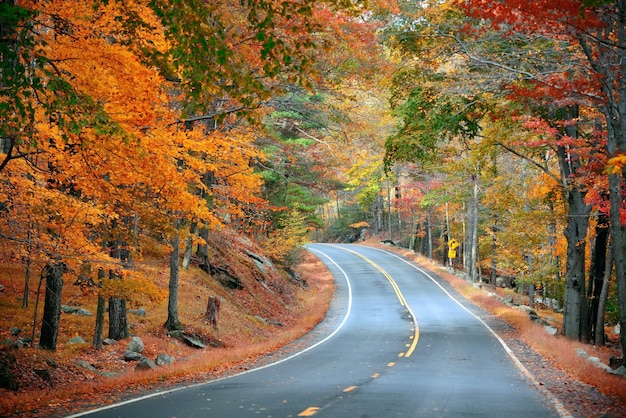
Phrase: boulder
[
  {"left": 126, "top": 336, "right": 144, "bottom": 354},
  {"left": 124, "top": 351, "right": 143, "bottom": 361},
  {"left": 62, "top": 305, "right": 92, "bottom": 316},
  {"left": 76, "top": 360, "right": 98, "bottom": 372},
  {"left": 135, "top": 357, "right": 157, "bottom": 371},
  {"left": 128, "top": 308, "right": 146, "bottom": 316},
  {"left": 155, "top": 354, "right": 174, "bottom": 366},
  {"left": 68, "top": 336, "right": 86, "bottom": 345},
  {"left": 180, "top": 334, "right": 207, "bottom": 349},
  {"left": 544, "top": 326, "right": 558, "bottom": 336}
]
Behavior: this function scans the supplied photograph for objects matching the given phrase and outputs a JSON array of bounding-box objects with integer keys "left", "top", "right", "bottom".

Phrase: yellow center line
[
  {"left": 298, "top": 406, "right": 320, "bottom": 416},
  {"left": 343, "top": 385, "right": 358, "bottom": 393},
  {"left": 341, "top": 248, "right": 420, "bottom": 357}
]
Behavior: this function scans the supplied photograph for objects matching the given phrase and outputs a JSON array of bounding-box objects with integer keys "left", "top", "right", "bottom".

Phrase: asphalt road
[{"left": 70, "top": 244, "right": 567, "bottom": 418}]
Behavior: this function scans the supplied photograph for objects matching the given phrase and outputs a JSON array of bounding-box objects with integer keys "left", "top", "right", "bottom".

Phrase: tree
[{"left": 455, "top": 0, "right": 626, "bottom": 348}]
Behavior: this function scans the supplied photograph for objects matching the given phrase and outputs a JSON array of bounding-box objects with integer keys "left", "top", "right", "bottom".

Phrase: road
[{"left": 70, "top": 243, "right": 567, "bottom": 418}]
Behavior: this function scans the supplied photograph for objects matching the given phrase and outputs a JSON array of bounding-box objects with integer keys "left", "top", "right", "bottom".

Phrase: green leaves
[{"left": 384, "top": 81, "right": 485, "bottom": 169}]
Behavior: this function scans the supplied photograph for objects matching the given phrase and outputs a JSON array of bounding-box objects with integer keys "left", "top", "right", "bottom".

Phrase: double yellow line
[{"left": 341, "top": 248, "right": 419, "bottom": 358}]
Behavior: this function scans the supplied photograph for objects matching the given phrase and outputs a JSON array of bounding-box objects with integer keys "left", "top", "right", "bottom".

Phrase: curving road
[{"left": 70, "top": 244, "right": 566, "bottom": 418}]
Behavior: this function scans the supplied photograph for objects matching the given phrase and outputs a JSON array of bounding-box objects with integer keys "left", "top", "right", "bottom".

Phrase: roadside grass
[
  {"left": 0, "top": 249, "right": 334, "bottom": 417},
  {"left": 363, "top": 241, "right": 626, "bottom": 404}
]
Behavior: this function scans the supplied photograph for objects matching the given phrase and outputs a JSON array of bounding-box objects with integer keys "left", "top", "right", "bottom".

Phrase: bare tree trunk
[
  {"left": 164, "top": 228, "right": 183, "bottom": 331},
  {"left": 206, "top": 296, "right": 221, "bottom": 329},
  {"left": 562, "top": 189, "right": 590, "bottom": 340},
  {"left": 182, "top": 222, "right": 198, "bottom": 270},
  {"left": 586, "top": 215, "right": 610, "bottom": 343},
  {"left": 466, "top": 174, "right": 479, "bottom": 282},
  {"left": 39, "top": 262, "right": 64, "bottom": 350},
  {"left": 93, "top": 294, "right": 106, "bottom": 350},
  {"left": 426, "top": 207, "right": 432, "bottom": 259},
  {"left": 596, "top": 237, "right": 613, "bottom": 347},
  {"left": 108, "top": 269, "right": 128, "bottom": 340}
]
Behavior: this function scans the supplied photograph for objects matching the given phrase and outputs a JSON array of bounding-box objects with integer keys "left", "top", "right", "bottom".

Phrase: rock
[
  {"left": 614, "top": 323, "right": 621, "bottom": 335},
  {"left": 575, "top": 348, "right": 589, "bottom": 359},
  {"left": 33, "top": 368, "right": 50, "bottom": 381},
  {"left": 211, "top": 265, "right": 243, "bottom": 290},
  {"left": 515, "top": 305, "right": 535, "bottom": 315},
  {"left": 103, "top": 338, "right": 117, "bottom": 346},
  {"left": 68, "top": 336, "right": 86, "bottom": 345},
  {"left": 45, "top": 358, "right": 58, "bottom": 368},
  {"left": 124, "top": 351, "right": 143, "bottom": 361},
  {"left": 76, "top": 360, "right": 98, "bottom": 372},
  {"left": 180, "top": 334, "right": 207, "bottom": 349},
  {"left": 587, "top": 356, "right": 612, "bottom": 372},
  {"left": 127, "top": 336, "right": 144, "bottom": 354},
  {"left": 500, "top": 295, "right": 514, "bottom": 306},
  {"left": 544, "top": 326, "right": 558, "bottom": 336},
  {"left": 16, "top": 337, "right": 32, "bottom": 348},
  {"left": 135, "top": 357, "right": 157, "bottom": 371},
  {"left": 286, "top": 267, "right": 307, "bottom": 287},
  {"left": 167, "top": 330, "right": 183, "bottom": 339},
  {"left": 610, "top": 366, "right": 626, "bottom": 377},
  {"left": 128, "top": 307, "right": 146, "bottom": 316},
  {"left": 62, "top": 305, "right": 92, "bottom": 316},
  {"left": 155, "top": 354, "right": 174, "bottom": 366},
  {"left": 10, "top": 327, "right": 21, "bottom": 336},
  {"left": 247, "top": 251, "right": 274, "bottom": 274}
]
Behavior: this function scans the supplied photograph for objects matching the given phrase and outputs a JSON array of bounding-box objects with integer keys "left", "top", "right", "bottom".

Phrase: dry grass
[
  {"left": 0, "top": 243, "right": 334, "bottom": 417},
  {"left": 363, "top": 240, "right": 626, "bottom": 403}
]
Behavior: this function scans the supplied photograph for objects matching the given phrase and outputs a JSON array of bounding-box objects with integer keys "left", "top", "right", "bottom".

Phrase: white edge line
[
  {"left": 66, "top": 246, "right": 352, "bottom": 418},
  {"left": 371, "top": 246, "right": 573, "bottom": 418}
]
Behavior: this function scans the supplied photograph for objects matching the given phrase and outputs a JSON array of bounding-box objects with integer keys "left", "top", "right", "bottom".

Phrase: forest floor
[{"left": 0, "top": 238, "right": 625, "bottom": 417}]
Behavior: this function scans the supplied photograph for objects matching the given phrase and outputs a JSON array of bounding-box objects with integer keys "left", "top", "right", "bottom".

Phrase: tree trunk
[
  {"left": 39, "top": 262, "right": 64, "bottom": 351},
  {"left": 182, "top": 222, "right": 198, "bottom": 270},
  {"left": 586, "top": 215, "right": 610, "bottom": 343},
  {"left": 466, "top": 174, "right": 479, "bottom": 282},
  {"left": 107, "top": 269, "right": 128, "bottom": 340},
  {"left": 22, "top": 255, "right": 30, "bottom": 308},
  {"left": 93, "top": 294, "right": 106, "bottom": 350},
  {"left": 93, "top": 269, "right": 106, "bottom": 349},
  {"left": 108, "top": 294, "right": 128, "bottom": 340},
  {"left": 164, "top": 229, "right": 183, "bottom": 331},
  {"left": 197, "top": 226, "right": 210, "bottom": 274},
  {"left": 596, "top": 237, "right": 613, "bottom": 347},
  {"left": 206, "top": 296, "right": 221, "bottom": 329},
  {"left": 609, "top": 171, "right": 626, "bottom": 355},
  {"left": 561, "top": 189, "right": 591, "bottom": 340},
  {"left": 426, "top": 207, "right": 433, "bottom": 259}
]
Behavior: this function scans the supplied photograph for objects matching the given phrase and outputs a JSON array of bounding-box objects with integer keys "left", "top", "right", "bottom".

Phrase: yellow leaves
[
  {"left": 607, "top": 154, "right": 626, "bottom": 175},
  {"left": 349, "top": 221, "right": 370, "bottom": 229}
]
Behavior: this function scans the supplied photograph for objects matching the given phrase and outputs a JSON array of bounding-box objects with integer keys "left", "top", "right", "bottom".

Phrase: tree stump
[{"left": 205, "top": 296, "right": 220, "bottom": 329}]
